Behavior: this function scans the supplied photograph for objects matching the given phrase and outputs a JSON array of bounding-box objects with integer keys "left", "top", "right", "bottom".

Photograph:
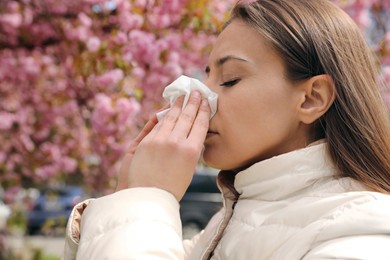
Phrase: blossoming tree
[
  {"left": 0, "top": 0, "right": 389, "bottom": 196},
  {"left": 0, "top": 0, "right": 235, "bottom": 195}
]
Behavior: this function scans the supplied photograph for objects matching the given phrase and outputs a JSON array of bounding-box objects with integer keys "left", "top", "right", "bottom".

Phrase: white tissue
[{"left": 156, "top": 75, "right": 218, "bottom": 121}]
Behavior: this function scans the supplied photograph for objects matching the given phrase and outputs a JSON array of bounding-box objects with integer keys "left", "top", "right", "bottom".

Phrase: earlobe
[{"left": 298, "top": 75, "right": 336, "bottom": 124}]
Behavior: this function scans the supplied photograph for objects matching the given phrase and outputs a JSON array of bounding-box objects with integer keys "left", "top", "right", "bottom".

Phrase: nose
[
  {"left": 202, "top": 78, "right": 220, "bottom": 120},
  {"left": 203, "top": 77, "right": 219, "bottom": 95}
]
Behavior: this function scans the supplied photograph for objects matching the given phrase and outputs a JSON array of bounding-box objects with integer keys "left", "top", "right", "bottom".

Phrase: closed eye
[{"left": 220, "top": 79, "right": 241, "bottom": 87}]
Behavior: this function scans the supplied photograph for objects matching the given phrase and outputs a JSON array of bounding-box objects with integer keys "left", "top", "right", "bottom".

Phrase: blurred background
[{"left": 0, "top": 0, "right": 389, "bottom": 259}]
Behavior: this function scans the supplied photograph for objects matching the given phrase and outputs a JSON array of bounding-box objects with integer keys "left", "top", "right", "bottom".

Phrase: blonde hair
[{"left": 230, "top": 0, "right": 390, "bottom": 192}]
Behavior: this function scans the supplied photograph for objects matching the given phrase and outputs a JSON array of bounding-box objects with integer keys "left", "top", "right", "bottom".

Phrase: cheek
[
  {"left": 219, "top": 90, "right": 266, "bottom": 144},
  {"left": 204, "top": 113, "right": 259, "bottom": 169}
]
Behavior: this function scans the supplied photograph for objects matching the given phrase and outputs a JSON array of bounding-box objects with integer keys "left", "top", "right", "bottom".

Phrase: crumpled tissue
[{"left": 156, "top": 75, "right": 218, "bottom": 121}]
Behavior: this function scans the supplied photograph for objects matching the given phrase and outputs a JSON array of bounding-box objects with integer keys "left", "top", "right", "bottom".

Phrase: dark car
[
  {"left": 180, "top": 167, "right": 222, "bottom": 239},
  {"left": 27, "top": 185, "right": 88, "bottom": 234}
]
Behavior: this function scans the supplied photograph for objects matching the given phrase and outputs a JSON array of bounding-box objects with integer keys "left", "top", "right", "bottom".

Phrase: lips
[{"left": 206, "top": 130, "right": 218, "bottom": 139}]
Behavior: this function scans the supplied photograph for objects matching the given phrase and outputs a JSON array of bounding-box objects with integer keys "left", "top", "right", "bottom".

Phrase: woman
[{"left": 63, "top": 0, "right": 390, "bottom": 259}]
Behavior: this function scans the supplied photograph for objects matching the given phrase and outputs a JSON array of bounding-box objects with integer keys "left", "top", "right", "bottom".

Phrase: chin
[
  {"left": 203, "top": 145, "right": 248, "bottom": 171},
  {"left": 201, "top": 156, "right": 216, "bottom": 169},
  {"left": 201, "top": 149, "right": 221, "bottom": 169},
  {"left": 203, "top": 151, "right": 256, "bottom": 172},
  {"left": 202, "top": 153, "right": 232, "bottom": 171}
]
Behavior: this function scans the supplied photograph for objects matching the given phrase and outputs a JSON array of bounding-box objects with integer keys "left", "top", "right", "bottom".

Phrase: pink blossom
[
  {"left": 128, "top": 31, "right": 160, "bottom": 64},
  {"left": 6, "top": 1, "right": 20, "bottom": 12},
  {"left": 91, "top": 94, "right": 116, "bottom": 134},
  {"left": 133, "top": 67, "right": 146, "bottom": 79},
  {"left": 168, "top": 52, "right": 180, "bottom": 63},
  {"left": 19, "top": 56, "right": 40, "bottom": 76},
  {"left": 355, "top": 9, "right": 371, "bottom": 30},
  {"left": 115, "top": 97, "right": 141, "bottom": 125},
  {"left": 34, "top": 127, "right": 51, "bottom": 141},
  {"left": 20, "top": 134, "right": 35, "bottom": 152},
  {"left": 35, "top": 164, "right": 58, "bottom": 179},
  {"left": 383, "top": 55, "right": 390, "bottom": 67},
  {"left": 385, "top": 32, "right": 390, "bottom": 55},
  {"left": 78, "top": 12, "right": 93, "bottom": 27},
  {"left": 0, "top": 112, "right": 15, "bottom": 130},
  {"left": 149, "top": 13, "right": 172, "bottom": 29},
  {"left": 76, "top": 26, "right": 91, "bottom": 42},
  {"left": 94, "top": 94, "right": 115, "bottom": 116},
  {"left": 30, "top": 23, "right": 58, "bottom": 45},
  {"left": 134, "top": 0, "right": 149, "bottom": 7},
  {"left": 95, "top": 69, "right": 124, "bottom": 87},
  {"left": 60, "top": 157, "right": 78, "bottom": 173},
  {"left": 87, "top": 37, "right": 101, "bottom": 52},
  {"left": 122, "top": 51, "right": 133, "bottom": 63},
  {"left": 65, "top": 24, "right": 91, "bottom": 41},
  {"left": 382, "top": 66, "right": 390, "bottom": 80},
  {"left": 114, "top": 32, "right": 128, "bottom": 45},
  {"left": 114, "top": 0, "right": 132, "bottom": 11},
  {"left": 118, "top": 13, "right": 144, "bottom": 32},
  {"left": 0, "top": 13, "right": 23, "bottom": 28},
  {"left": 164, "top": 62, "right": 183, "bottom": 78},
  {"left": 40, "top": 143, "right": 61, "bottom": 161},
  {"left": 23, "top": 7, "right": 34, "bottom": 25}
]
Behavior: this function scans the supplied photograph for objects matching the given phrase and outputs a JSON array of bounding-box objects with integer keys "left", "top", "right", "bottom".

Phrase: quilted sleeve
[{"left": 65, "top": 188, "right": 186, "bottom": 260}]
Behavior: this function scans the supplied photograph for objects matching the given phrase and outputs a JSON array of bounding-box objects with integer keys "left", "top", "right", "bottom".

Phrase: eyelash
[{"left": 220, "top": 79, "right": 241, "bottom": 87}]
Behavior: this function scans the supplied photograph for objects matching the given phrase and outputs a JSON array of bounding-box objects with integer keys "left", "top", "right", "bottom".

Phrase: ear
[{"left": 297, "top": 74, "right": 336, "bottom": 124}]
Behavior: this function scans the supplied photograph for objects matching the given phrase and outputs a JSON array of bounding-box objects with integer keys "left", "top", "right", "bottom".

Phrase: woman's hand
[
  {"left": 116, "top": 114, "right": 159, "bottom": 191},
  {"left": 117, "top": 91, "right": 211, "bottom": 201}
]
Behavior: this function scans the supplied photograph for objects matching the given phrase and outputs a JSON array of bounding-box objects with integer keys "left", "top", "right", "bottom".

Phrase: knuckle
[
  {"left": 183, "top": 144, "right": 200, "bottom": 158},
  {"left": 200, "top": 115, "right": 210, "bottom": 126},
  {"left": 166, "top": 138, "right": 180, "bottom": 150},
  {"left": 172, "top": 96, "right": 184, "bottom": 108},
  {"left": 195, "top": 116, "right": 209, "bottom": 129},
  {"left": 188, "top": 94, "right": 201, "bottom": 105},
  {"left": 180, "top": 111, "right": 195, "bottom": 123},
  {"left": 200, "top": 106, "right": 210, "bottom": 115},
  {"left": 199, "top": 100, "right": 210, "bottom": 112},
  {"left": 163, "top": 112, "right": 178, "bottom": 123}
]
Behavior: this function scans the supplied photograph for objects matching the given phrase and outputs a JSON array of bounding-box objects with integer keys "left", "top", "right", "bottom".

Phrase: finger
[
  {"left": 155, "top": 95, "right": 185, "bottom": 136},
  {"left": 131, "top": 114, "right": 159, "bottom": 146},
  {"left": 187, "top": 98, "right": 210, "bottom": 148},
  {"left": 142, "top": 104, "right": 172, "bottom": 140},
  {"left": 170, "top": 91, "right": 202, "bottom": 140},
  {"left": 158, "top": 104, "right": 170, "bottom": 112},
  {"left": 116, "top": 115, "right": 159, "bottom": 191}
]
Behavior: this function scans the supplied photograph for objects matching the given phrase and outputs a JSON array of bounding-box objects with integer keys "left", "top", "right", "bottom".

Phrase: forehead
[{"left": 208, "top": 20, "right": 274, "bottom": 65}]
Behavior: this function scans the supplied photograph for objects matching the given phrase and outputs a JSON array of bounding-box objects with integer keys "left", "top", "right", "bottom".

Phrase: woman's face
[{"left": 203, "top": 20, "right": 308, "bottom": 170}]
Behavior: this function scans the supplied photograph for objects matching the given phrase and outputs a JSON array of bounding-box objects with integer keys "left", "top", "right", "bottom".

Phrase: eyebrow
[{"left": 205, "top": 55, "right": 250, "bottom": 74}]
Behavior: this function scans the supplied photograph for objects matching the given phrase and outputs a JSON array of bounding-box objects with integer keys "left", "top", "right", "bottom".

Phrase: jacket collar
[{"left": 232, "top": 142, "right": 336, "bottom": 201}]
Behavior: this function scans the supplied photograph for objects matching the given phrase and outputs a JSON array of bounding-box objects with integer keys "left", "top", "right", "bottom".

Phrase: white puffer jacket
[{"left": 62, "top": 143, "right": 390, "bottom": 259}]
